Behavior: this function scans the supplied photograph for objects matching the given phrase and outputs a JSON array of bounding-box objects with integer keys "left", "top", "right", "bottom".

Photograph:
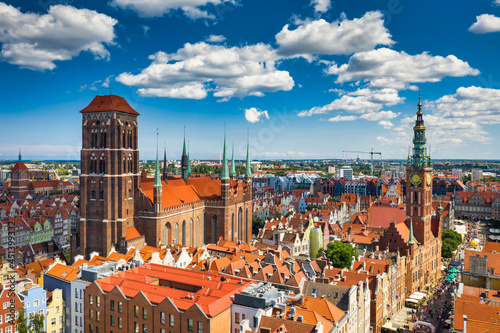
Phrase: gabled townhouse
[
  {"left": 0, "top": 283, "right": 23, "bottom": 333},
  {"left": 46, "top": 288, "right": 65, "bottom": 333}
]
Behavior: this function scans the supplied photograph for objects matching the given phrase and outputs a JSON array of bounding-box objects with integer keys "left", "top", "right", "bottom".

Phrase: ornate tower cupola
[
  {"left": 406, "top": 89, "right": 434, "bottom": 245},
  {"left": 411, "top": 89, "right": 427, "bottom": 168},
  {"left": 153, "top": 132, "right": 163, "bottom": 213},
  {"left": 181, "top": 129, "right": 189, "bottom": 183}
]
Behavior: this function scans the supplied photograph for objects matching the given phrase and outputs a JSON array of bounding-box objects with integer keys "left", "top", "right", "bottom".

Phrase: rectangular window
[
  {"left": 96, "top": 296, "right": 100, "bottom": 307},
  {"left": 110, "top": 300, "right": 115, "bottom": 311},
  {"left": 89, "top": 309, "right": 93, "bottom": 320},
  {"left": 118, "top": 317, "right": 123, "bottom": 329},
  {"left": 188, "top": 319, "right": 193, "bottom": 332},
  {"left": 235, "top": 312, "right": 240, "bottom": 324},
  {"left": 197, "top": 321, "right": 203, "bottom": 333},
  {"left": 134, "top": 306, "right": 139, "bottom": 318},
  {"left": 169, "top": 314, "right": 174, "bottom": 327},
  {"left": 143, "top": 324, "right": 147, "bottom": 333},
  {"left": 110, "top": 315, "right": 114, "bottom": 327},
  {"left": 118, "top": 302, "right": 123, "bottom": 313},
  {"left": 89, "top": 295, "right": 93, "bottom": 306},
  {"left": 51, "top": 318, "right": 56, "bottom": 326},
  {"left": 160, "top": 312, "right": 165, "bottom": 325},
  {"left": 89, "top": 325, "right": 93, "bottom": 333},
  {"left": 143, "top": 308, "right": 147, "bottom": 320},
  {"left": 96, "top": 311, "right": 100, "bottom": 323},
  {"left": 134, "top": 322, "right": 139, "bottom": 333}
]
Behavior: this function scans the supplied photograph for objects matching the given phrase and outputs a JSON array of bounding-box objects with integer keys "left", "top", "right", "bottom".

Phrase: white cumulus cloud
[
  {"left": 327, "top": 115, "right": 357, "bottom": 122},
  {"left": 206, "top": 34, "right": 226, "bottom": 42},
  {"left": 110, "top": 0, "right": 228, "bottom": 19},
  {"left": 327, "top": 48, "right": 479, "bottom": 87},
  {"left": 245, "top": 107, "right": 270, "bottom": 123},
  {"left": 116, "top": 42, "right": 294, "bottom": 100},
  {"left": 298, "top": 88, "right": 403, "bottom": 117},
  {"left": 311, "top": 0, "right": 331, "bottom": 13},
  {"left": 0, "top": 2, "right": 117, "bottom": 70},
  {"left": 276, "top": 11, "right": 394, "bottom": 58},
  {"left": 468, "top": 14, "right": 500, "bottom": 33},
  {"left": 378, "top": 120, "right": 394, "bottom": 129},
  {"left": 360, "top": 110, "right": 399, "bottom": 121}
]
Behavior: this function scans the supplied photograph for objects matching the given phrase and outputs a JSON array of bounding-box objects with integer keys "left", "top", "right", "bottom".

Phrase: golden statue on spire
[{"left": 417, "top": 87, "right": 422, "bottom": 114}]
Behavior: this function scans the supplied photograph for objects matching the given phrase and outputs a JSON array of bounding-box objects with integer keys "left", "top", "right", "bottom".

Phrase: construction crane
[{"left": 343, "top": 148, "right": 382, "bottom": 176}]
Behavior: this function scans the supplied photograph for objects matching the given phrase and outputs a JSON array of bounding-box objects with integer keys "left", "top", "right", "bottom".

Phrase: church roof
[
  {"left": 11, "top": 161, "right": 28, "bottom": 170},
  {"left": 142, "top": 178, "right": 201, "bottom": 208},
  {"left": 79, "top": 95, "right": 140, "bottom": 116}
]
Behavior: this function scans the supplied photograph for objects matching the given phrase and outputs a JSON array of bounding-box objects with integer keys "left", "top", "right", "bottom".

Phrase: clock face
[
  {"left": 409, "top": 172, "right": 423, "bottom": 185},
  {"left": 426, "top": 173, "right": 431, "bottom": 186}
]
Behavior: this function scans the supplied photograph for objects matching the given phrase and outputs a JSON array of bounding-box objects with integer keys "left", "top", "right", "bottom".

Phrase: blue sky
[{"left": 1, "top": 0, "right": 500, "bottom": 161}]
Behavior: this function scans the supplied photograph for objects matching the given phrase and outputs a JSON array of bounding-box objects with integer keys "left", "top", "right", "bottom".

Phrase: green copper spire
[
  {"left": 230, "top": 140, "right": 236, "bottom": 177},
  {"left": 221, "top": 129, "right": 229, "bottom": 180},
  {"left": 18, "top": 148, "right": 21, "bottom": 161},
  {"left": 181, "top": 127, "right": 189, "bottom": 182},
  {"left": 182, "top": 129, "right": 187, "bottom": 156},
  {"left": 154, "top": 132, "right": 161, "bottom": 188},
  {"left": 245, "top": 131, "right": 252, "bottom": 178},
  {"left": 411, "top": 88, "right": 427, "bottom": 167},
  {"left": 187, "top": 141, "right": 192, "bottom": 177},
  {"left": 408, "top": 218, "right": 415, "bottom": 245}
]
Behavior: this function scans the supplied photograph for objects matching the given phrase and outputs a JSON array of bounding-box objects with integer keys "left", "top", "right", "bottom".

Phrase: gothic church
[{"left": 75, "top": 95, "right": 252, "bottom": 258}]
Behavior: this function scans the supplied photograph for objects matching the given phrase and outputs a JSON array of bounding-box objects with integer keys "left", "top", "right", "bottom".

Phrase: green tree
[
  {"left": 320, "top": 241, "right": 356, "bottom": 269},
  {"left": 442, "top": 229, "right": 462, "bottom": 246},
  {"left": 442, "top": 229, "right": 462, "bottom": 258},
  {"left": 442, "top": 241, "right": 455, "bottom": 259},
  {"left": 252, "top": 216, "right": 264, "bottom": 236},
  {"left": 16, "top": 308, "right": 46, "bottom": 333},
  {"left": 305, "top": 204, "right": 321, "bottom": 211}
]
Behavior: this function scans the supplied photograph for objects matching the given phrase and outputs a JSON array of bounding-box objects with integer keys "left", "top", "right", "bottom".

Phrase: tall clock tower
[{"left": 406, "top": 90, "right": 433, "bottom": 245}]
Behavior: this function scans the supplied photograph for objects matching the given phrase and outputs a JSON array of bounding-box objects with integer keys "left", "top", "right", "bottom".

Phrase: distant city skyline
[{"left": 1, "top": 0, "right": 500, "bottom": 160}]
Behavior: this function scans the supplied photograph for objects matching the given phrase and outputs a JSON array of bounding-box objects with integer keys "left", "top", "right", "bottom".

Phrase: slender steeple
[
  {"left": 163, "top": 142, "right": 168, "bottom": 182},
  {"left": 230, "top": 140, "right": 236, "bottom": 178},
  {"left": 221, "top": 129, "right": 229, "bottom": 180},
  {"left": 154, "top": 133, "right": 161, "bottom": 188},
  {"left": 181, "top": 127, "right": 189, "bottom": 182},
  {"left": 153, "top": 131, "right": 163, "bottom": 213},
  {"left": 411, "top": 88, "right": 427, "bottom": 167},
  {"left": 408, "top": 218, "right": 415, "bottom": 245},
  {"left": 18, "top": 148, "right": 22, "bottom": 161},
  {"left": 187, "top": 141, "right": 192, "bottom": 177},
  {"left": 245, "top": 131, "right": 252, "bottom": 178}
]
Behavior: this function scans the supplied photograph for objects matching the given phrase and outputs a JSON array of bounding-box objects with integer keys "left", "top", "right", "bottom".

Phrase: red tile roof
[
  {"left": 125, "top": 227, "right": 142, "bottom": 241},
  {"left": 95, "top": 263, "right": 252, "bottom": 318},
  {"left": 79, "top": 95, "right": 140, "bottom": 115},
  {"left": 368, "top": 205, "right": 406, "bottom": 228}
]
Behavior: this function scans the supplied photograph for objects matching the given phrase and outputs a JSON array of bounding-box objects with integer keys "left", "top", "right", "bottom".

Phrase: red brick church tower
[
  {"left": 78, "top": 95, "right": 140, "bottom": 257},
  {"left": 10, "top": 149, "right": 29, "bottom": 196}
]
